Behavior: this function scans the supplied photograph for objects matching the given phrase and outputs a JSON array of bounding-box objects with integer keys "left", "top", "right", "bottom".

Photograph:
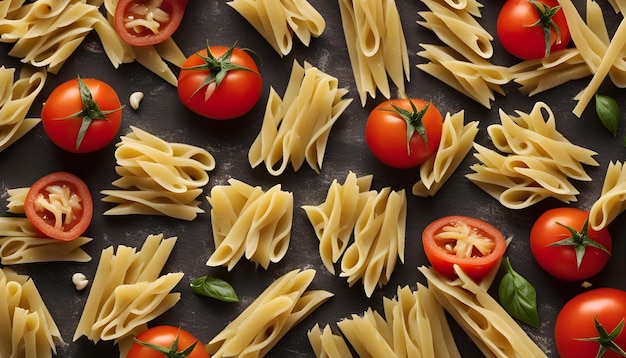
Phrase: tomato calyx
[
  {"left": 52, "top": 76, "right": 124, "bottom": 151},
  {"left": 527, "top": 0, "right": 564, "bottom": 57},
  {"left": 549, "top": 218, "right": 611, "bottom": 271},
  {"left": 134, "top": 331, "right": 199, "bottom": 358},
  {"left": 183, "top": 41, "right": 259, "bottom": 102},
  {"left": 575, "top": 316, "right": 626, "bottom": 358},
  {"left": 380, "top": 100, "right": 431, "bottom": 155}
]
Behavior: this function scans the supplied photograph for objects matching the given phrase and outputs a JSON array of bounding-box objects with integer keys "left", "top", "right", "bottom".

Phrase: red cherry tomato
[
  {"left": 114, "top": 0, "right": 188, "bottom": 46},
  {"left": 365, "top": 98, "right": 443, "bottom": 169},
  {"left": 497, "top": 0, "right": 570, "bottom": 60},
  {"left": 555, "top": 288, "right": 626, "bottom": 357},
  {"left": 422, "top": 215, "right": 507, "bottom": 282},
  {"left": 24, "top": 172, "right": 93, "bottom": 241},
  {"left": 127, "top": 325, "right": 210, "bottom": 358},
  {"left": 41, "top": 77, "right": 122, "bottom": 153},
  {"left": 177, "top": 43, "right": 262, "bottom": 120},
  {"left": 530, "top": 207, "right": 612, "bottom": 281}
]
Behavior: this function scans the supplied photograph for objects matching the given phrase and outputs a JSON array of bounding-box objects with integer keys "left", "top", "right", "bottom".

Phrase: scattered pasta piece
[
  {"left": 73, "top": 234, "right": 182, "bottom": 347},
  {"left": 308, "top": 284, "right": 461, "bottom": 357},
  {"left": 248, "top": 60, "right": 352, "bottom": 175},
  {"left": 206, "top": 269, "right": 332, "bottom": 358},
  {"left": 557, "top": 0, "right": 626, "bottom": 116},
  {"left": 0, "top": 0, "right": 185, "bottom": 84},
  {"left": 419, "top": 265, "right": 547, "bottom": 357},
  {"left": 206, "top": 178, "right": 293, "bottom": 270},
  {"left": 227, "top": 0, "right": 325, "bottom": 56},
  {"left": 338, "top": 0, "right": 409, "bottom": 105},
  {"left": 101, "top": 126, "right": 215, "bottom": 221},
  {"left": 0, "top": 66, "right": 46, "bottom": 152},
  {"left": 413, "top": 110, "right": 479, "bottom": 197},
  {"left": 0, "top": 267, "right": 63, "bottom": 358},
  {"left": 303, "top": 172, "right": 406, "bottom": 297},
  {"left": 588, "top": 161, "right": 626, "bottom": 231},
  {"left": 466, "top": 102, "right": 598, "bottom": 209}
]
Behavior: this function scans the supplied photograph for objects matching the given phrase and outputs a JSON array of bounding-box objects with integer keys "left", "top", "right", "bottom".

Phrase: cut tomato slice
[
  {"left": 422, "top": 215, "right": 506, "bottom": 282},
  {"left": 24, "top": 172, "right": 93, "bottom": 241},
  {"left": 114, "top": 0, "right": 188, "bottom": 46}
]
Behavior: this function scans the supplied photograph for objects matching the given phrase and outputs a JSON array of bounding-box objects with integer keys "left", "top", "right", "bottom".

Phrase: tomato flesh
[
  {"left": 127, "top": 325, "right": 210, "bottom": 358},
  {"left": 555, "top": 288, "right": 626, "bottom": 357},
  {"left": 114, "top": 0, "right": 188, "bottom": 46},
  {"left": 24, "top": 172, "right": 93, "bottom": 241},
  {"left": 422, "top": 216, "right": 506, "bottom": 282}
]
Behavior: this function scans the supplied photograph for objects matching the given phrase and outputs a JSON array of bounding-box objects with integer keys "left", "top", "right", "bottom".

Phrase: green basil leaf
[
  {"left": 190, "top": 276, "right": 239, "bottom": 302},
  {"left": 595, "top": 94, "right": 620, "bottom": 136},
  {"left": 498, "top": 257, "right": 540, "bottom": 328}
]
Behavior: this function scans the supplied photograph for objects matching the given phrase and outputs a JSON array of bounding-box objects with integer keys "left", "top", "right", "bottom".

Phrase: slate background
[{"left": 0, "top": 1, "right": 625, "bottom": 357}]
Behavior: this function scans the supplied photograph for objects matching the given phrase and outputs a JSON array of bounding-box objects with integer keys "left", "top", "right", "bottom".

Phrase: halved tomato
[
  {"left": 24, "top": 172, "right": 93, "bottom": 241},
  {"left": 422, "top": 215, "right": 507, "bottom": 282},
  {"left": 114, "top": 0, "right": 188, "bottom": 46}
]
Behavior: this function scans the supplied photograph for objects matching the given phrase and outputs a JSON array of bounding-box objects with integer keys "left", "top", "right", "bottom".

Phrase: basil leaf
[
  {"left": 190, "top": 276, "right": 239, "bottom": 302},
  {"left": 498, "top": 257, "right": 540, "bottom": 328},
  {"left": 595, "top": 94, "right": 620, "bottom": 136}
]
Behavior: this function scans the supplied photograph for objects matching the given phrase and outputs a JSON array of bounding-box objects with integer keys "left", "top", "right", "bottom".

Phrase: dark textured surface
[{"left": 0, "top": 1, "right": 625, "bottom": 357}]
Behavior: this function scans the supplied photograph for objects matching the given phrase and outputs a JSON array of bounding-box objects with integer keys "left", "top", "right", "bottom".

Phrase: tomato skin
[
  {"left": 41, "top": 78, "right": 122, "bottom": 153},
  {"left": 24, "top": 172, "right": 93, "bottom": 241},
  {"left": 365, "top": 98, "right": 443, "bottom": 169},
  {"left": 530, "top": 208, "right": 611, "bottom": 281},
  {"left": 114, "top": 0, "right": 188, "bottom": 46},
  {"left": 177, "top": 46, "right": 262, "bottom": 120},
  {"left": 127, "top": 325, "right": 210, "bottom": 358},
  {"left": 555, "top": 288, "right": 626, "bottom": 358},
  {"left": 497, "top": 0, "right": 570, "bottom": 60},
  {"left": 422, "top": 216, "right": 507, "bottom": 282}
]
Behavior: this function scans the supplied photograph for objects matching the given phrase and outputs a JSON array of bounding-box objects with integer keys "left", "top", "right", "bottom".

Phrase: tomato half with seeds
[
  {"left": 530, "top": 207, "right": 611, "bottom": 281},
  {"left": 422, "top": 216, "right": 507, "bottom": 282},
  {"left": 555, "top": 288, "right": 626, "bottom": 357},
  {"left": 24, "top": 172, "right": 93, "bottom": 241},
  {"left": 114, "top": 0, "right": 188, "bottom": 46},
  {"left": 41, "top": 76, "right": 122, "bottom": 153},
  {"left": 497, "top": 0, "right": 570, "bottom": 60},
  {"left": 365, "top": 98, "right": 443, "bottom": 169},
  {"left": 177, "top": 43, "right": 262, "bottom": 120},
  {"left": 127, "top": 325, "right": 210, "bottom": 358}
]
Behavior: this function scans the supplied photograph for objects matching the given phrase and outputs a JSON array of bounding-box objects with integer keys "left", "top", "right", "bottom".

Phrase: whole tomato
[
  {"left": 422, "top": 215, "right": 507, "bottom": 282},
  {"left": 497, "top": 0, "right": 571, "bottom": 60},
  {"left": 41, "top": 76, "right": 122, "bottom": 153},
  {"left": 127, "top": 325, "right": 210, "bottom": 358},
  {"left": 365, "top": 98, "right": 443, "bottom": 169},
  {"left": 555, "top": 288, "right": 626, "bottom": 357},
  {"left": 530, "top": 207, "right": 611, "bottom": 281},
  {"left": 177, "top": 42, "right": 262, "bottom": 120}
]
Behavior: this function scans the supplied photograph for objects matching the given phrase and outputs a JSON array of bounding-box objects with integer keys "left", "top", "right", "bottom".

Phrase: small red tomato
[
  {"left": 530, "top": 207, "right": 611, "bottom": 281},
  {"left": 114, "top": 0, "right": 188, "bottom": 46},
  {"left": 24, "top": 172, "right": 93, "bottom": 241},
  {"left": 497, "top": 0, "right": 571, "bottom": 60},
  {"left": 365, "top": 98, "right": 443, "bottom": 169},
  {"left": 555, "top": 288, "right": 626, "bottom": 357},
  {"left": 422, "top": 215, "right": 507, "bottom": 282},
  {"left": 177, "top": 43, "right": 262, "bottom": 120},
  {"left": 41, "top": 76, "right": 122, "bottom": 153},
  {"left": 127, "top": 325, "right": 210, "bottom": 358}
]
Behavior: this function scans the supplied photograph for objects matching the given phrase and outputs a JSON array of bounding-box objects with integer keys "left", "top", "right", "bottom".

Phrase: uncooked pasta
[{"left": 206, "top": 179, "right": 293, "bottom": 270}]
